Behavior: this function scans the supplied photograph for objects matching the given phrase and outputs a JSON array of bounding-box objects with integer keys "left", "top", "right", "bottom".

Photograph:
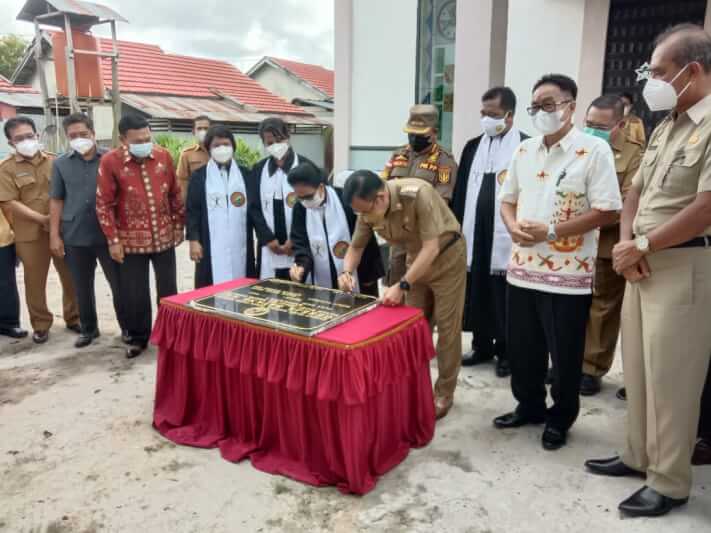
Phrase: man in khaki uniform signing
[
  {"left": 339, "top": 170, "right": 466, "bottom": 420},
  {"left": 579, "top": 95, "right": 644, "bottom": 396},
  {"left": 585, "top": 24, "right": 711, "bottom": 518},
  {"left": 176, "top": 115, "right": 211, "bottom": 203},
  {"left": 0, "top": 117, "right": 79, "bottom": 344},
  {"left": 381, "top": 105, "right": 458, "bottom": 284}
]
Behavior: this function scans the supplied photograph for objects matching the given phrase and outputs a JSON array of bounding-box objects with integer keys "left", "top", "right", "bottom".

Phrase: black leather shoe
[
  {"left": 618, "top": 486, "right": 688, "bottom": 518},
  {"left": 66, "top": 323, "right": 81, "bottom": 334},
  {"left": 585, "top": 456, "right": 645, "bottom": 478},
  {"left": 616, "top": 387, "right": 627, "bottom": 401},
  {"left": 32, "top": 330, "right": 49, "bottom": 344},
  {"left": 462, "top": 349, "right": 494, "bottom": 367},
  {"left": 75, "top": 331, "right": 99, "bottom": 349},
  {"left": 493, "top": 411, "right": 545, "bottom": 429},
  {"left": 692, "top": 438, "right": 711, "bottom": 466},
  {"left": 542, "top": 426, "right": 567, "bottom": 451},
  {"left": 495, "top": 357, "right": 511, "bottom": 378},
  {"left": 580, "top": 374, "right": 602, "bottom": 396},
  {"left": 0, "top": 326, "right": 28, "bottom": 339},
  {"left": 126, "top": 344, "right": 146, "bottom": 359}
]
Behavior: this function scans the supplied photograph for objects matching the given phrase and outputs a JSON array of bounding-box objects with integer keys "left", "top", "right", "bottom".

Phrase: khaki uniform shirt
[
  {"left": 598, "top": 132, "right": 643, "bottom": 258},
  {"left": 382, "top": 143, "right": 458, "bottom": 201},
  {"left": 176, "top": 144, "right": 209, "bottom": 201},
  {"left": 0, "top": 207, "right": 13, "bottom": 247},
  {"left": 633, "top": 94, "right": 711, "bottom": 237},
  {"left": 0, "top": 152, "right": 53, "bottom": 243},
  {"left": 624, "top": 114, "right": 646, "bottom": 147},
  {"left": 351, "top": 178, "right": 461, "bottom": 263}
]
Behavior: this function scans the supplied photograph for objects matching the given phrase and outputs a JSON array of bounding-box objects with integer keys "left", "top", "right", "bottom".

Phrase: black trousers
[
  {"left": 507, "top": 283, "right": 592, "bottom": 431},
  {"left": 699, "top": 362, "right": 711, "bottom": 439},
  {"left": 0, "top": 244, "right": 21, "bottom": 329},
  {"left": 65, "top": 245, "right": 126, "bottom": 335},
  {"left": 467, "top": 271, "right": 507, "bottom": 359},
  {"left": 120, "top": 248, "right": 177, "bottom": 346}
]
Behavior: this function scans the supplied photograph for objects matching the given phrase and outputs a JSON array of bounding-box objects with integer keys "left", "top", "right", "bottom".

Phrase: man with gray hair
[{"left": 585, "top": 24, "right": 711, "bottom": 518}]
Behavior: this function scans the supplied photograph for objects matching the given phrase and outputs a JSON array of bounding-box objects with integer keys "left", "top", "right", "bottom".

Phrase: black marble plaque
[{"left": 190, "top": 278, "right": 378, "bottom": 336}]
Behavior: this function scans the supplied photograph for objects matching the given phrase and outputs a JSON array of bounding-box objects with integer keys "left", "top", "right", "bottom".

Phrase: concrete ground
[{"left": 1, "top": 242, "right": 709, "bottom": 533}]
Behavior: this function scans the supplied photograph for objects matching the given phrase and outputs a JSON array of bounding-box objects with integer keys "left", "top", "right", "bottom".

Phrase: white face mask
[
  {"left": 480, "top": 115, "right": 508, "bottom": 137},
  {"left": 211, "top": 145, "right": 234, "bottom": 164},
  {"left": 129, "top": 142, "right": 153, "bottom": 159},
  {"left": 15, "top": 138, "right": 40, "bottom": 158},
  {"left": 266, "top": 142, "right": 289, "bottom": 161},
  {"left": 70, "top": 137, "right": 95, "bottom": 155},
  {"left": 300, "top": 188, "right": 325, "bottom": 209},
  {"left": 642, "top": 63, "right": 692, "bottom": 112},
  {"left": 532, "top": 105, "right": 568, "bottom": 136},
  {"left": 196, "top": 129, "right": 207, "bottom": 143}
]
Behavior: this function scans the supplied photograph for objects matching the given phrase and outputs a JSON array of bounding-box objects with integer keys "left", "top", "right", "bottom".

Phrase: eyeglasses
[{"left": 526, "top": 100, "right": 572, "bottom": 116}]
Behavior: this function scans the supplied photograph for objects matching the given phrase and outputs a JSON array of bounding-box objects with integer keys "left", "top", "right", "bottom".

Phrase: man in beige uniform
[
  {"left": 580, "top": 95, "right": 644, "bottom": 396},
  {"left": 381, "top": 105, "right": 458, "bottom": 284},
  {"left": 585, "top": 24, "right": 711, "bottom": 518},
  {"left": 176, "top": 115, "right": 211, "bottom": 203},
  {"left": 339, "top": 171, "right": 466, "bottom": 419},
  {"left": 0, "top": 117, "right": 79, "bottom": 343}
]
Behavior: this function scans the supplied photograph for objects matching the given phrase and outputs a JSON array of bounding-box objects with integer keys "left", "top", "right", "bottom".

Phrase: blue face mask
[
  {"left": 583, "top": 126, "right": 612, "bottom": 144},
  {"left": 129, "top": 142, "right": 153, "bottom": 158}
]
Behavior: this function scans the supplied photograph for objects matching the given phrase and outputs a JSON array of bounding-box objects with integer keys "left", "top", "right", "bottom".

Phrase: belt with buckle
[
  {"left": 670, "top": 235, "right": 711, "bottom": 249},
  {"left": 439, "top": 233, "right": 461, "bottom": 256}
]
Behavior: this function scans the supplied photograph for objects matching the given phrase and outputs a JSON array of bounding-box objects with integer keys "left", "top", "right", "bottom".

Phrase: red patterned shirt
[{"left": 96, "top": 145, "right": 185, "bottom": 254}]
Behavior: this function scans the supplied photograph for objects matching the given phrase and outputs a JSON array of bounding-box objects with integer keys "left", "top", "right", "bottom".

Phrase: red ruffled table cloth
[{"left": 151, "top": 278, "right": 436, "bottom": 494}]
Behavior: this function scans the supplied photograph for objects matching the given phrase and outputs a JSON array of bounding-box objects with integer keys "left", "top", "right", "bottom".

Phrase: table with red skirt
[{"left": 151, "top": 278, "right": 437, "bottom": 494}]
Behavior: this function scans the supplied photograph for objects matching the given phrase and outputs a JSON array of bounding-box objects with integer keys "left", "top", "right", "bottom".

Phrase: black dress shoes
[
  {"left": 692, "top": 438, "right": 711, "bottom": 466},
  {"left": 75, "top": 331, "right": 99, "bottom": 348},
  {"left": 0, "top": 326, "right": 28, "bottom": 339},
  {"left": 584, "top": 456, "right": 645, "bottom": 478},
  {"left": 461, "top": 348, "right": 494, "bottom": 367},
  {"left": 580, "top": 374, "right": 602, "bottom": 396},
  {"left": 493, "top": 411, "right": 545, "bottom": 429},
  {"left": 66, "top": 323, "right": 81, "bottom": 334},
  {"left": 542, "top": 426, "right": 567, "bottom": 451},
  {"left": 616, "top": 387, "right": 627, "bottom": 401},
  {"left": 495, "top": 357, "right": 511, "bottom": 378},
  {"left": 32, "top": 330, "right": 49, "bottom": 344},
  {"left": 618, "top": 486, "right": 688, "bottom": 518},
  {"left": 126, "top": 343, "right": 147, "bottom": 359}
]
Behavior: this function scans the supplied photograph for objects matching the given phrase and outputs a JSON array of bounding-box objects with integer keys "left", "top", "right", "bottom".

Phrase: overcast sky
[{"left": 1, "top": 0, "right": 335, "bottom": 71}]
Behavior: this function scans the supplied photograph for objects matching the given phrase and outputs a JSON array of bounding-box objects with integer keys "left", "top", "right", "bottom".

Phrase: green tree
[
  {"left": 0, "top": 35, "right": 29, "bottom": 80},
  {"left": 154, "top": 133, "right": 262, "bottom": 169}
]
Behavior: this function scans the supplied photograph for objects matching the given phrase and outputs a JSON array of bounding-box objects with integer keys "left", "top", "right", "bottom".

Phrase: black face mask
[{"left": 408, "top": 134, "right": 432, "bottom": 153}]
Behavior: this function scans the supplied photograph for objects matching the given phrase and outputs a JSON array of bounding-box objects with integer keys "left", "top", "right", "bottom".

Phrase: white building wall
[
  {"left": 504, "top": 0, "right": 587, "bottom": 134},
  {"left": 251, "top": 66, "right": 324, "bottom": 103},
  {"left": 349, "top": 0, "right": 418, "bottom": 171}
]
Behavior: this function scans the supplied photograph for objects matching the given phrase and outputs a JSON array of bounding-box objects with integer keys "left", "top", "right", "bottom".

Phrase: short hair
[
  {"left": 655, "top": 23, "right": 711, "bottom": 73},
  {"left": 619, "top": 91, "right": 635, "bottom": 104},
  {"left": 118, "top": 115, "right": 150, "bottom": 135},
  {"left": 287, "top": 161, "right": 325, "bottom": 188},
  {"left": 203, "top": 125, "right": 235, "bottom": 152},
  {"left": 193, "top": 115, "right": 211, "bottom": 127},
  {"left": 62, "top": 112, "right": 94, "bottom": 133},
  {"left": 482, "top": 86, "right": 517, "bottom": 113},
  {"left": 4, "top": 116, "right": 36, "bottom": 140},
  {"left": 532, "top": 74, "right": 578, "bottom": 100},
  {"left": 258, "top": 117, "right": 290, "bottom": 140},
  {"left": 342, "top": 170, "right": 385, "bottom": 206},
  {"left": 588, "top": 95, "right": 625, "bottom": 121}
]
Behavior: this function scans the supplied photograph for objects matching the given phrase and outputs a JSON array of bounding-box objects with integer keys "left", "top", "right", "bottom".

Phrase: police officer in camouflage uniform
[{"left": 382, "top": 105, "right": 458, "bottom": 284}]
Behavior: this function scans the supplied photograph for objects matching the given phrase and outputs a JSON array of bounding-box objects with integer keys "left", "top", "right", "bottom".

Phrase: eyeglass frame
[{"left": 526, "top": 99, "right": 574, "bottom": 116}]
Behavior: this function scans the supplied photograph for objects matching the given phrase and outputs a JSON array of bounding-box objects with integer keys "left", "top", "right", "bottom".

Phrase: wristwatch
[
  {"left": 635, "top": 235, "right": 650, "bottom": 254},
  {"left": 547, "top": 223, "right": 558, "bottom": 242},
  {"left": 399, "top": 279, "right": 411, "bottom": 291}
]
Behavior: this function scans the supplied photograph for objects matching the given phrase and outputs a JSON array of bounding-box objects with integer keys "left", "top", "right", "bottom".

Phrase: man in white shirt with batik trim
[{"left": 493, "top": 74, "right": 622, "bottom": 451}]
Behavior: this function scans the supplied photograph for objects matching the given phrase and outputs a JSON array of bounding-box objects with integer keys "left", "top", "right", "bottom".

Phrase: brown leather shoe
[
  {"left": 434, "top": 396, "right": 453, "bottom": 420},
  {"left": 692, "top": 438, "right": 711, "bottom": 466}
]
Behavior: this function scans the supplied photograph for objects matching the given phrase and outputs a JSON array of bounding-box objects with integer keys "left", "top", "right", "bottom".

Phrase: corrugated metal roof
[
  {"left": 0, "top": 92, "right": 43, "bottom": 107},
  {"left": 16, "top": 0, "right": 127, "bottom": 24},
  {"left": 120, "top": 93, "right": 325, "bottom": 126}
]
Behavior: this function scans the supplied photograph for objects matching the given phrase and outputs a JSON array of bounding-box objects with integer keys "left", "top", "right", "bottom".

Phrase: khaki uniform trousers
[
  {"left": 583, "top": 257, "right": 626, "bottom": 376},
  {"left": 15, "top": 232, "right": 79, "bottom": 332},
  {"left": 406, "top": 238, "right": 466, "bottom": 400},
  {"left": 621, "top": 247, "right": 711, "bottom": 499}
]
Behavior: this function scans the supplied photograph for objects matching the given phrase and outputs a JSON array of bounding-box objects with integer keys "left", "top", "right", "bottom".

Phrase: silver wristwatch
[
  {"left": 635, "top": 235, "right": 650, "bottom": 253},
  {"left": 547, "top": 223, "right": 558, "bottom": 242}
]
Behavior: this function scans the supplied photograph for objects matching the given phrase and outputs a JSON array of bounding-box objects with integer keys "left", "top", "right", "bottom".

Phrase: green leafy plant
[
  {"left": 154, "top": 133, "right": 262, "bottom": 170},
  {"left": 0, "top": 34, "right": 28, "bottom": 79}
]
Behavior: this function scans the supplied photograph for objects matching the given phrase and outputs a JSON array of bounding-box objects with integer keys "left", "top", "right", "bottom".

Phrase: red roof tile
[
  {"left": 268, "top": 57, "right": 334, "bottom": 98},
  {"left": 95, "top": 39, "right": 308, "bottom": 115},
  {"left": 0, "top": 75, "right": 37, "bottom": 94}
]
